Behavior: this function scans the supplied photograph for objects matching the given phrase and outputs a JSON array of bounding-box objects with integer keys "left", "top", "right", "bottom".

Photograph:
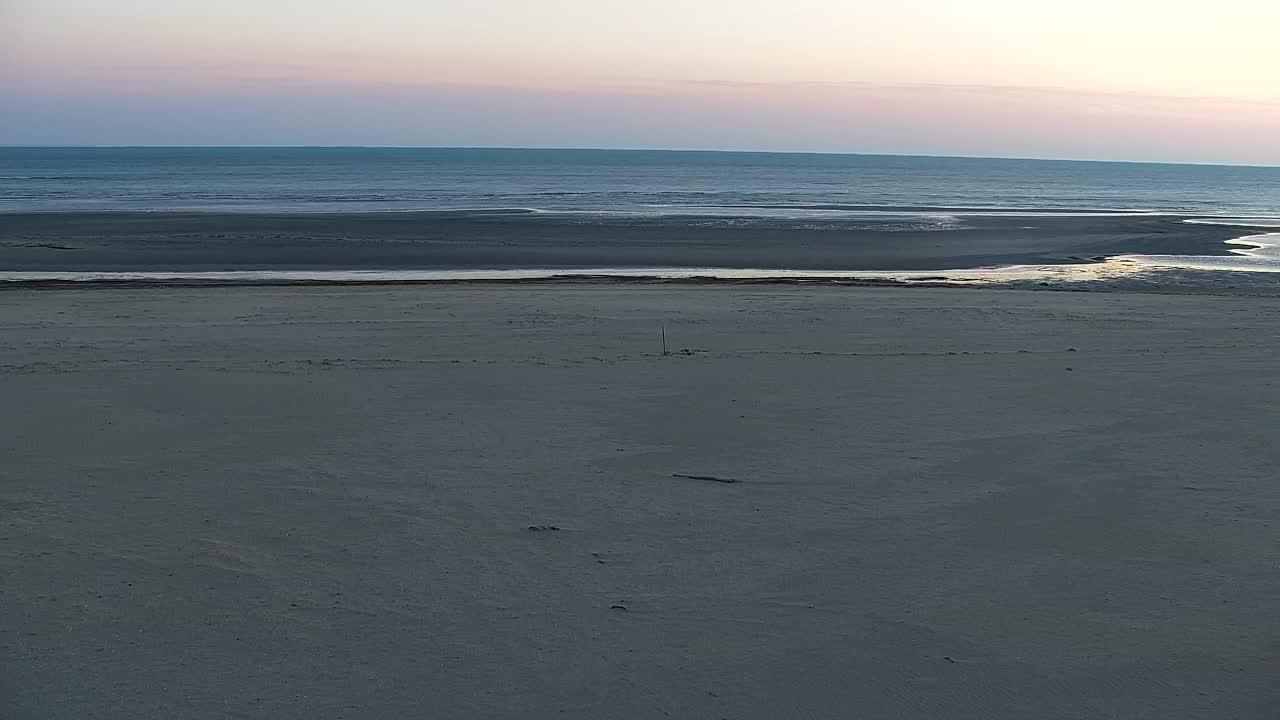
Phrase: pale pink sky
[{"left": 4, "top": 0, "right": 1279, "bottom": 164}]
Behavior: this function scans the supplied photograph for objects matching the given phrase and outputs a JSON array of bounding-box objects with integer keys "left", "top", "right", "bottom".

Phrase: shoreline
[
  {"left": 2, "top": 228, "right": 1278, "bottom": 294},
  {"left": 0, "top": 274, "right": 974, "bottom": 292},
  {"left": 4, "top": 208, "right": 1278, "bottom": 295},
  {"left": 0, "top": 209, "right": 1253, "bottom": 274}
]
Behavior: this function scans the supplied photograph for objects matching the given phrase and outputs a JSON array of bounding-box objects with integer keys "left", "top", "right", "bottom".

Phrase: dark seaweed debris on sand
[{"left": 672, "top": 473, "right": 740, "bottom": 484}]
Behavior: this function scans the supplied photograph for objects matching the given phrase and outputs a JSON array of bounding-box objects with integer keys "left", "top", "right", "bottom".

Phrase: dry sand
[{"left": 2, "top": 284, "right": 1278, "bottom": 718}]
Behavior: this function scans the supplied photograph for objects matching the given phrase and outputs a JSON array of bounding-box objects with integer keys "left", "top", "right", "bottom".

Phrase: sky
[{"left": 3, "top": 0, "right": 1279, "bottom": 164}]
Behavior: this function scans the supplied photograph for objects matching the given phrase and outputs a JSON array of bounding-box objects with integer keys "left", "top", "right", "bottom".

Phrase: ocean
[
  {"left": 2, "top": 147, "right": 1278, "bottom": 281},
  {"left": 3, "top": 147, "right": 1279, "bottom": 216}
]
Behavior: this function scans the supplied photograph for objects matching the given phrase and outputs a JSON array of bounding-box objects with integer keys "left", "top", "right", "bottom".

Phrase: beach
[{"left": 4, "top": 282, "right": 1278, "bottom": 719}]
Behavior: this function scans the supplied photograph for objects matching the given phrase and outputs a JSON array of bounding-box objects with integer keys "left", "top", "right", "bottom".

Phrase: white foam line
[{"left": 1182, "top": 218, "right": 1280, "bottom": 228}]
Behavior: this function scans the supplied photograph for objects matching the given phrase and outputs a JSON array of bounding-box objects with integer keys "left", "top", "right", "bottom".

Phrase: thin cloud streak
[{"left": 675, "top": 79, "right": 1280, "bottom": 114}]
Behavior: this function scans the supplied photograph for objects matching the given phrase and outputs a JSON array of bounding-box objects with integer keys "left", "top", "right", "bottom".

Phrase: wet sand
[
  {"left": 3, "top": 284, "right": 1279, "bottom": 719},
  {"left": 0, "top": 209, "right": 1247, "bottom": 272}
]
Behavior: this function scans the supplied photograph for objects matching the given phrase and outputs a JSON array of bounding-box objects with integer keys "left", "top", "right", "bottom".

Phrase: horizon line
[{"left": 1, "top": 144, "right": 1277, "bottom": 170}]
